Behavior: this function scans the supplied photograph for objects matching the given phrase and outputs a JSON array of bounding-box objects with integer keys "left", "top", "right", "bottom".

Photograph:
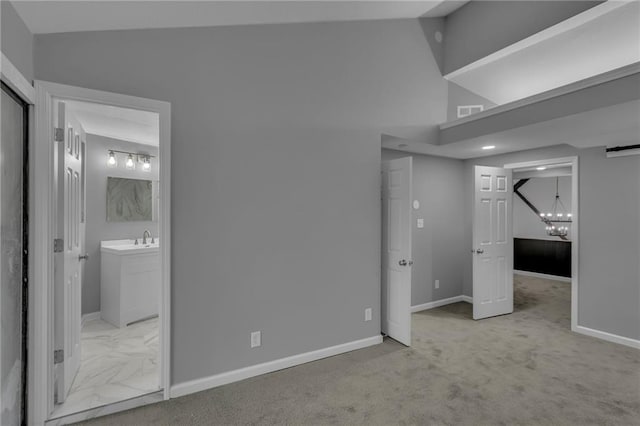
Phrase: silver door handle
[
  {"left": 79, "top": 254, "right": 89, "bottom": 261},
  {"left": 399, "top": 260, "right": 413, "bottom": 266},
  {"left": 475, "top": 249, "right": 484, "bottom": 254}
]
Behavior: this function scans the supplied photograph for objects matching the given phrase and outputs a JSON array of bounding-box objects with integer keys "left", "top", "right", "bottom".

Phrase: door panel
[
  {"left": 381, "top": 157, "right": 412, "bottom": 346},
  {"left": 473, "top": 166, "right": 513, "bottom": 320},
  {"left": 54, "top": 102, "right": 85, "bottom": 403},
  {"left": 1, "top": 83, "right": 27, "bottom": 426}
]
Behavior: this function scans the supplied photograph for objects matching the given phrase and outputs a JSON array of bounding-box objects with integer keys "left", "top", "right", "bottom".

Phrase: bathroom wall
[
  {"left": 83, "top": 134, "right": 159, "bottom": 315},
  {"left": 381, "top": 149, "right": 466, "bottom": 307}
]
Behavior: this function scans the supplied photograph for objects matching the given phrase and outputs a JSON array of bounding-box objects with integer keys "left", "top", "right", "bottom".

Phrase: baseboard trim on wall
[
  {"left": 514, "top": 270, "right": 571, "bottom": 283},
  {"left": 81, "top": 311, "right": 101, "bottom": 327},
  {"left": 170, "top": 335, "right": 383, "bottom": 399},
  {"left": 460, "top": 295, "right": 473, "bottom": 304},
  {"left": 574, "top": 325, "right": 640, "bottom": 350},
  {"left": 411, "top": 296, "right": 464, "bottom": 313}
]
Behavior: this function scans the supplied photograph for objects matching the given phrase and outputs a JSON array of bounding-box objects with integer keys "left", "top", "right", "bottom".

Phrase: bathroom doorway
[{"left": 31, "top": 81, "right": 171, "bottom": 424}]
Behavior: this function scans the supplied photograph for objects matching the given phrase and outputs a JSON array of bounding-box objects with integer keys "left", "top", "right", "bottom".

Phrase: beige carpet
[{"left": 78, "top": 275, "right": 640, "bottom": 425}]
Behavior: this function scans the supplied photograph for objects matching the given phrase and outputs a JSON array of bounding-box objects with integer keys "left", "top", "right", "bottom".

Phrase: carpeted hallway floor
[{"left": 78, "top": 275, "right": 640, "bottom": 425}]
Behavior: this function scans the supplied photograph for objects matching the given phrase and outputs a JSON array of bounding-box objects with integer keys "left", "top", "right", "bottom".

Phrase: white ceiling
[
  {"left": 64, "top": 100, "right": 160, "bottom": 146},
  {"left": 12, "top": 0, "right": 469, "bottom": 34},
  {"left": 446, "top": 1, "right": 640, "bottom": 105},
  {"left": 382, "top": 99, "right": 640, "bottom": 159}
]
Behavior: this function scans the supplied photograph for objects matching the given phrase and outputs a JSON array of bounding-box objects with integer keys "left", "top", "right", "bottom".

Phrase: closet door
[{"left": 1, "top": 82, "right": 28, "bottom": 426}]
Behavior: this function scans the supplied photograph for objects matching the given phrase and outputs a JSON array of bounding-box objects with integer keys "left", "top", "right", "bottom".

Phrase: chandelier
[{"left": 540, "top": 177, "right": 572, "bottom": 237}]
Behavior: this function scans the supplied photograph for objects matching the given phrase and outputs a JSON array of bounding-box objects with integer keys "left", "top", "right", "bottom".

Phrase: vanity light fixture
[
  {"left": 125, "top": 154, "right": 135, "bottom": 170},
  {"left": 107, "top": 150, "right": 156, "bottom": 170},
  {"left": 482, "top": 145, "right": 495, "bottom": 150},
  {"left": 107, "top": 150, "right": 117, "bottom": 167}
]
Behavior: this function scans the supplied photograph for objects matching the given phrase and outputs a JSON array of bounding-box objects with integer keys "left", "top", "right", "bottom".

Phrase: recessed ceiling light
[
  {"left": 482, "top": 145, "right": 495, "bottom": 150},
  {"left": 536, "top": 166, "right": 547, "bottom": 171}
]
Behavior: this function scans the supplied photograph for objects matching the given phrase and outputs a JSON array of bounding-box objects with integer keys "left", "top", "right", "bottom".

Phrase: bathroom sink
[{"left": 101, "top": 239, "right": 160, "bottom": 255}]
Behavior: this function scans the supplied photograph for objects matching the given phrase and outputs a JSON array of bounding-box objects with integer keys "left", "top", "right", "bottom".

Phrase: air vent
[
  {"left": 606, "top": 144, "right": 640, "bottom": 158},
  {"left": 457, "top": 105, "right": 484, "bottom": 118}
]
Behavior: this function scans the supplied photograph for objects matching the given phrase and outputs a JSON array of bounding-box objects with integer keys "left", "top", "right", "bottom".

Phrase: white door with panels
[
  {"left": 53, "top": 101, "right": 87, "bottom": 403},
  {"left": 473, "top": 166, "right": 514, "bottom": 320},
  {"left": 381, "top": 157, "right": 412, "bottom": 346}
]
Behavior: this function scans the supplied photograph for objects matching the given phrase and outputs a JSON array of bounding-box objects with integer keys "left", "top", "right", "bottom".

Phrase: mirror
[{"left": 106, "top": 177, "right": 153, "bottom": 222}]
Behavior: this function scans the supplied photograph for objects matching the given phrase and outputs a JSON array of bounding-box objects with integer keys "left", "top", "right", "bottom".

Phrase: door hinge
[
  {"left": 53, "top": 238, "right": 64, "bottom": 253},
  {"left": 54, "top": 349, "right": 64, "bottom": 364},
  {"left": 54, "top": 127, "right": 64, "bottom": 142}
]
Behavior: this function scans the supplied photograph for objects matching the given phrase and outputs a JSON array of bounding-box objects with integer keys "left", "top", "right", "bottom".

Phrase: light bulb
[
  {"left": 125, "top": 154, "right": 135, "bottom": 170},
  {"left": 540, "top": 213, "right": 545, "bottom": 217},
  {"left": 567, "top": 214, "right": 572, "bottom": 218},
  {"left": 142, "top": 157, "right": 151, "bottom": 172},
  {"left": 547, "top": 213, "right": 552, "bottom": 217},
  {"left": 557, "top": 213, "right": 563, "bottom": 217},
  {"left": 107, "top": 151, "right": 117, "bottom": 167}
]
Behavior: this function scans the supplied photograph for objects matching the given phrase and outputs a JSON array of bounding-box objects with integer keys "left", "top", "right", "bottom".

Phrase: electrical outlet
[
  {"left": 250, "top": 331, "right": 261, "bottom": 348},
  {"left": 364, "top": 308, "right": 372, "bottom": 321},
  {"left": 435, "top": 279, "right": 440, "bottom": 289}
]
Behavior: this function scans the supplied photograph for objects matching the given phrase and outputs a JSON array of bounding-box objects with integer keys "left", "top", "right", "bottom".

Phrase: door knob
[
  {"left": 475, "top": 249, "right": 484, "bottom": 254},
  {"left": 78, "top": 254, "right": 89, "bottom": 261},
  {"left": 399, "top": 259, "right": 407, "bottom": 266}
]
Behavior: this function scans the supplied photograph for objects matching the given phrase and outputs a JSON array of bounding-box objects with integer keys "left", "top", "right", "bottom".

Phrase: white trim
[
  {"left": 504, "top": 156, "right": 579, "bottom": 334},
  {"left": 44, "top": 392, "right": 163, "bottom": 425},
  {"left": 170, "top": 335, "right": 383, "bottom": 399},
  {"left": 411, "top": 295, "right": 465, "bottom": 313},
  {"left": 460, "top": 295, "right": 473, "bottom": 304},
  {"left": 440, "top": 62, "right": 640, "bottom": 130},
  {"left": 0, "top": 52, "right": 35, "bottom": 104},
  {"left": 32, "top": 80, "right": 171, "bottom": 425},
  {"left": 514, "top": 270, "right": 571, "bottom": 283},
  {"left": 81, "top": 312, "right": 101, "bottom": 327},
  {"left": 574, "top": 326, "right": 640, "bottom": 350},
  {"left": 443, "top": 1, "right": 630, "bottom": 81}
]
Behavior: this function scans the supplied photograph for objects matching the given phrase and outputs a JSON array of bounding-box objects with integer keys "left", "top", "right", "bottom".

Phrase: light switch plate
[
  {"left": 365, "top": 308, "right": 372, "bottom": 321},
  {"left": 417, "top": 218, "right": 424, "bottom": 228},
  {"left": 250, "top": 331, "right": 261, "bottom": 348}
]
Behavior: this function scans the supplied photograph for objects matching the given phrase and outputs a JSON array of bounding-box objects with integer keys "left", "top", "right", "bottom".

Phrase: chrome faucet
[{"left": 143, "top": 230, "right": 151, "bottom": 244}]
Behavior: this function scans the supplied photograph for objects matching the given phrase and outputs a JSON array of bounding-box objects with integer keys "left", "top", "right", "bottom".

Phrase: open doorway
[
  {"left": 32, "top": 82, "right": 171, "bottom": 424},
  {"left": 505, "top": 157, "right": 578, "bottom": 331}
]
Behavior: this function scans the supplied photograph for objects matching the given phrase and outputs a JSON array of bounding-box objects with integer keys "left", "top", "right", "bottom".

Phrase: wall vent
[
  {"left": 457, "top": 105, "right": 484, "bottom": 118},
  {"left": 606, "top": 144, "right": 640, "bottom": 158}
]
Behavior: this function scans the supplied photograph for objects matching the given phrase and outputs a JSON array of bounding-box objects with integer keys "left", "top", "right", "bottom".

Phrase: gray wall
[
  {"left": 514, "top": 176, "right": 572, "bottom": 241},
  {"left": 35, "top": 19, "right": 447, "bottom": 384},
  {"left": 83, "top": 134, "right": 159, "bottom": 315},
  {"left": 443, "top": 1, "right": 602, "bottom": 74},
  {"left": 1, "top": 1, "right": 34, "bottom": 82},
  {"left": 464, "top": 145, "right": 640, "bottom": 341},
  {"left": 382, "top": 149, "right": 466, "bottom": 306}
]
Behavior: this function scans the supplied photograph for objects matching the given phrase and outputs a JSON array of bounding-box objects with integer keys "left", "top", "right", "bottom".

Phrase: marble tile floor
[{"left": 51, "top": 317, "right": 160, "bottom": 419}]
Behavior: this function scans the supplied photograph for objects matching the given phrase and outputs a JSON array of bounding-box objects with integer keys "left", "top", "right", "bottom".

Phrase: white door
[
  {"left": 381, "top": 157, "right": 412, "bottom": 346},
  {"left": 53, "top": 101, "right": 86, "bottom": 403},
  {"left": 473, "top": 166, "right": 513, "bottom": 320}
]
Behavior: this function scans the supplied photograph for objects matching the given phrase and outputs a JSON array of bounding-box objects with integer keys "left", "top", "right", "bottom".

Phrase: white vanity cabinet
[{"left": 101, "top": 240, "right": 160, "bottom": 327}]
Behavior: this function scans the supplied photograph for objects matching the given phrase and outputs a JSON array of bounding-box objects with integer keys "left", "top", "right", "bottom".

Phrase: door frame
[
  {"left": 503, "top": 156, "right": 578, "bottom": 332},
  {"left": 32, "top": 80, "right": 171, "bottom": 424}
]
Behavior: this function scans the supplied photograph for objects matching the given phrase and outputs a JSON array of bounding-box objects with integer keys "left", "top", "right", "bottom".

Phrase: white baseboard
[
  {"left": 411, "top": 295, "right": 463, "bottom": 313},
  {"left": 574, "top": 325, "right": 640, "bottom": 349},
  {"left": 170, "top": 335, "right": 383, "bottom": 398},
  {"left": 81, "top": 311, "right": 101, "bottom": 327},
  {"left": 411, "top": 295, "right": 473, "bottom": 313},
  {"left": 514, "top": 270, "right": 571, "bottom": 283}
]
